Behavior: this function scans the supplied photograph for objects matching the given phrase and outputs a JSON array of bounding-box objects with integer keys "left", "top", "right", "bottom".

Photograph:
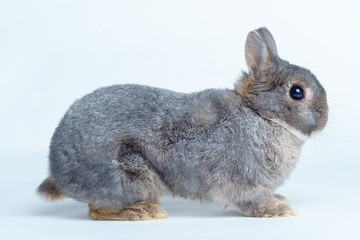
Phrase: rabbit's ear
[{"left": 245, "top": 27, "right": 278, "bottom": 73}]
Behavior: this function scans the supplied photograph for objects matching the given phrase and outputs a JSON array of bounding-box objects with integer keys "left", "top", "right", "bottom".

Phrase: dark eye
[{"left": 290, "top": 86, "right": 305, "bottom": 100}]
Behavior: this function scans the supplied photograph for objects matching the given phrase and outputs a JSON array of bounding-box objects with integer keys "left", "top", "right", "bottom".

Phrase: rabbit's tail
[{"left": 37, "top": 176, "right": 67, "bottom": 201}]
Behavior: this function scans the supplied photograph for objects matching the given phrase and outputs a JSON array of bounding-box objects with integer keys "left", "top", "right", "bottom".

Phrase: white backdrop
[{"left": 1, "top": 1, "right": 360, "bottom": 239}]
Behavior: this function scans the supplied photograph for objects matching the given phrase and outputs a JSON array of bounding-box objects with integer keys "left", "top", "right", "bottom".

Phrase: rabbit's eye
[{"left": 290, "top": 86, "right": 305, "bottom": 100}]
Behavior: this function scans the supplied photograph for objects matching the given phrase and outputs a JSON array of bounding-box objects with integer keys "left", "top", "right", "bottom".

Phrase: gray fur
[{"left": 38, "top": 27, "right": 328, "bottom": 217}]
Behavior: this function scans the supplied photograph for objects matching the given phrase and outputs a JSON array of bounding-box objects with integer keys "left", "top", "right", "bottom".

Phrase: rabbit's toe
[
  {"left": 88, "top": 200, "right": 168, "bottom": 221},
  {"left": 255, "top": 197, "right": 297, "bottom": 218},
  {"left": 238, "top": 196, "right": 297, "bottom": 218}
]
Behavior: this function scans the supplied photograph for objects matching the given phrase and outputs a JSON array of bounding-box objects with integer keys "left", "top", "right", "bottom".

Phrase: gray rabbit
[{"left": 38, "top": 27, "right": 328, "bottom": 220}]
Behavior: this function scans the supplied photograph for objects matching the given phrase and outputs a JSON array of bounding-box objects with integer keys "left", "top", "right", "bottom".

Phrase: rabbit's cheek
[{"left": 302, "top": 111, "right": 318, "bottom": 135}]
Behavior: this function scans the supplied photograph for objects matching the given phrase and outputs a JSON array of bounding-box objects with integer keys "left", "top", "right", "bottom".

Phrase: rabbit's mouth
[
  {"left": 267, "top": 107, "right": 328, "bottom": 141},
  {"left": 315, "top": 106, "right": 329, "bottom": 132}
]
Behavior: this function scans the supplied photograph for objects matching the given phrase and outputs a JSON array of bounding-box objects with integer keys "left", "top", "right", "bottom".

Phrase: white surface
[{"left": 1, "top": 1, "right": 360, "bottom": 239}]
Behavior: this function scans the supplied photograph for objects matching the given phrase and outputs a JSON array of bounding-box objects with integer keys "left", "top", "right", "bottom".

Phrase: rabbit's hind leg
[
  {"left": 87, "top": 141, "right": 169, "bottom": 221},
  {"left": 88, "top": 200, "right": 168, "bottom": 221}
]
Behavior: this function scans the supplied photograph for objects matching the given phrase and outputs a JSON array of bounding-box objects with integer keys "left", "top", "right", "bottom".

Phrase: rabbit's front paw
[
  {"left": 239, "top": 196, "right": 297, "bottom": 218},
  {"left": 88, "top": 200, "right": 168, "bottom": 221}
]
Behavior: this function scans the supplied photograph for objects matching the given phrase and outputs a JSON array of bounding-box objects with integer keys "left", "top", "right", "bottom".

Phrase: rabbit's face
[
  {"left": 235, "top": 27, "right": 328, "bottom": 137},
  {"left": 239, "top": 62, "right": 328, "bottom": 136},
  {"left": 279, "top": 64, "right": 328, "bottom": 135}
]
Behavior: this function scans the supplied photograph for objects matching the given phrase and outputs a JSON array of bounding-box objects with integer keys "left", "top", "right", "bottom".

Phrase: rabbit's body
[
  {"left": 38, "top": 27, "right": 328, "bottom": 220},
  {"left": 48, "top": 84, "right": 302, "bottom": 209}
]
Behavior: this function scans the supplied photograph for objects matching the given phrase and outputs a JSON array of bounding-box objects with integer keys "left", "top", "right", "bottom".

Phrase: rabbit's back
[{"left": 60, "top": 84, "right": 187, "bottom": 135}]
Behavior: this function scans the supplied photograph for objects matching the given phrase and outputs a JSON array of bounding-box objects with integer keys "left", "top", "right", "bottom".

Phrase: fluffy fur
[{"left": 38, "top": 27, "right": 328, "bottom": 219}]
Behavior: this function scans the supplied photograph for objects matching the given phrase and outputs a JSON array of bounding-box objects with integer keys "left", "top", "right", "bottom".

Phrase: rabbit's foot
[
  {"left": 239, "top": 195, "right": 297, "bottom": 218},
  {"left": 88, "top": 200, "right": 168, "bottom": 221}
]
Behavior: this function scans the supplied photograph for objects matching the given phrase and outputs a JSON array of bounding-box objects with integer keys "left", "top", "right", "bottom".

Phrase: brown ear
[{"left": 245, "top": 27, "right": 278, "bottom": 73}]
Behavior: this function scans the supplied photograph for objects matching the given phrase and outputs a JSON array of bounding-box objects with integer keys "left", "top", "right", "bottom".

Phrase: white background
[{"left": 1, "top": 0, "right": 360, "bottom": 239}]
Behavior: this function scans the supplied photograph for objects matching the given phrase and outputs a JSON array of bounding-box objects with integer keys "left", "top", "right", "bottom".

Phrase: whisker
[{"left": 312, "top": 135, "right": 347, "bottom": 171}]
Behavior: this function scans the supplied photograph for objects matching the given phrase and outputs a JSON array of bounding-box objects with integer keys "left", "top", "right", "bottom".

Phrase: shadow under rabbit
[
  {"left": 33, "top": 199, "right": 89, "bottom": 221},
  {"left": 33, "top": 197, "right": 247, "bottom": 220},
  {"left": 159, "top": 197, "right": 247, "bottom": 218}
]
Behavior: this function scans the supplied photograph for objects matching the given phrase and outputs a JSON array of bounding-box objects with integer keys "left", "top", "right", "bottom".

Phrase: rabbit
[{"left": 38, "top": 27, "right": 328, "bottom": 220}]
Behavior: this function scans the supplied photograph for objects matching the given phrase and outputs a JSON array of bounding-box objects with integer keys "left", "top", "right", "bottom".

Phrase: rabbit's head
[{"left": 235, "top": 27, "right": 328, "bottom": 139}]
